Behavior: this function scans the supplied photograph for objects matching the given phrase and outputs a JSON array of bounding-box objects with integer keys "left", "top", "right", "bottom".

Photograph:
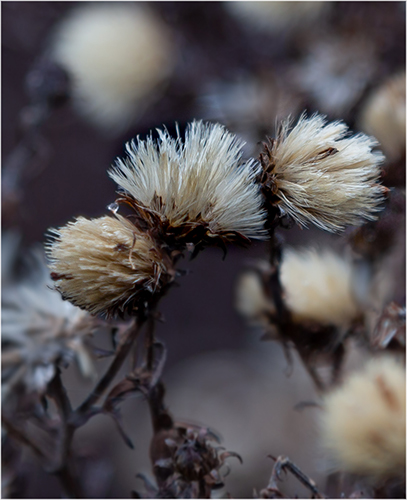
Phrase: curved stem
[{"left": 74, "top": 317, "right": 146, "bottom": 419}]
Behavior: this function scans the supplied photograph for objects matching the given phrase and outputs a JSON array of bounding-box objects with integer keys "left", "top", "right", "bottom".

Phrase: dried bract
[
  {"left": 2, "top": 249, "right": 95, "bottom": 401},
  {"left": 46, "top": 214, "right": 174, "bottom": 318},
  {"left": 320, "top": 357, "right": 406, "bottom": 480},
  {"left": 149, "top": 427, "right": 240, "bottom": 498},
  {"left": 259, "top": 114, "right": 386, "bottom": 232},
  {"left": 109, "top": 121, "right": 267, "bottom": 248},
  {"left": 50, "top": 3, "right": 176, "bottom": 133}
]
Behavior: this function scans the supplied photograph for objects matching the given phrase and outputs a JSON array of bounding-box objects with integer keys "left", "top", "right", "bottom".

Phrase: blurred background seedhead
[{"left": 2, "top": 2, "right": 405, "bottom": 498}]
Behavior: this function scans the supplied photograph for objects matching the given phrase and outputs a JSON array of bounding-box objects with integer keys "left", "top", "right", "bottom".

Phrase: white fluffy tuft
[
  {"left": 109, "top": 121, "right": 267, "bottom": 240},
  {"left": 268, "top": 114, "right": 386, "bottom": 232}
]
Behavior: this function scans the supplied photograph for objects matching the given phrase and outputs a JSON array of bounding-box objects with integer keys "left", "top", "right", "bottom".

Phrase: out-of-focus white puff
[
  {"left": 281, "top": 248, "right": 361, "bottom": 327},
  {"left": 359, "top": 72, "right": 406, "bottom": 162},
  {"left": 51, "top": 2, "right": 176, "bottom": 133},
  {"left": 320, "top": 356, "right": 406, "bottom": 480}
]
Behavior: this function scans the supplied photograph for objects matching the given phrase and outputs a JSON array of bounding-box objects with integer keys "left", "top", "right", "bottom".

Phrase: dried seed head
[
  {"left": 320, "top": 357, "right": 406, "bottom": 480},
  {"left": 46, "top": 214, "right": 173, "bottom": 318},
  {"left": 109, "top": 121, "right": 267, "bottom": 247},
  {"left": 280, "top": 248, "right": 361, "bottom": 328},
  {"left": 359, "top": 72, "right": 406, "bottom": 162},
  {"left": 2, "top": 247, "right": 95, "bottom": 401},
  {"left": 50, "top": 3, "right": 176, "bottom": 133},
  {"left": 259, "top": 113, "right": 387, "bottom": 232},
  {"left": 150, "top": 426, "right": 240, "bottom": 498}
]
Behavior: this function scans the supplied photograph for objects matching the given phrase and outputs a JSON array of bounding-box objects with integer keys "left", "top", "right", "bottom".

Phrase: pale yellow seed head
[
  {"left": 51, "top": 2, "right": 176, "bottom": 133},
  {"left": 320, "top": 357, "right": 406, "bottom": 479},
  {"left": 359, "top": 72, "right": 406, "bottom": 162},
  {"left": 280, "top": 248, "right": 360, "bottom": 328},
  {"left": 46, "top": 214, "right": 170, "bottom": 317}
]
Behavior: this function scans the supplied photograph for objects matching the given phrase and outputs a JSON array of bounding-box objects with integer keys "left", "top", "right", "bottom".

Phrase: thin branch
[
  {"left": 1, "top": 415, "right": 47, "bottom": 461},
  {"left": 73, "top": 317, "right": 145, "bottom": 420}
]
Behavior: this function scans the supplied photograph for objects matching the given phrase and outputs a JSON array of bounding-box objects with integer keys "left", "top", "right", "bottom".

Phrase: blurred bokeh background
[{"left": 2, "top": 2, "right": 405, "bottom": 498}]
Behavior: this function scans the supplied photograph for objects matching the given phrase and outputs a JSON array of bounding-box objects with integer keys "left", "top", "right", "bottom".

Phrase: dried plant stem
[
  {"left": 47, "top": 369, "right": 83, "bottom": 498},
  {"left": 262, "top": 455, "right": 326, "bottom": 499},
  {"left": 144, "top": 314, "right": 156, "bottom": 371},
  {"left": 1, "top": 415, "right": 46, "bottom": 461},
  {"left": 74, "top": 317, "right": 145, "bottom": 419}
]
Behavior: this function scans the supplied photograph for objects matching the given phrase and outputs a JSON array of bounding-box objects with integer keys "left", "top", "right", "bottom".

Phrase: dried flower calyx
[
  {"left": 46, "top": 214, "right": 175, "bottom": 318},
  {"left": 259, "top": 113, "right": 387, "bottom": 232},
  {"left": 147, "top": 426, "right": 241, "bottom": 498},
  {"left": 109, "top": 120, "right": 267, "bottom": 251}
]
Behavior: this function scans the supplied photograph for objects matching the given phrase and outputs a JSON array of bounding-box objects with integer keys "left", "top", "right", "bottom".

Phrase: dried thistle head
[
  {"left": 280, "top": 247, "right": 362, "bottom": 328},
  {"left": 109, "top": 120, "right": 267, "bottom": 251},
  {"left": 259, "top": 113, "right": 387, "bottom": 232},
  {"left": 46, "top": 214, "right": 175, "bottom": 318},
  {"left": 50, "top": 2, "right": 176, "bottom": 133},
  {"left": 237, "top": 248, "right": 363, "bottom": 330},
  {"left": 320, "top": 356, "right": 406, "bottom": 480},
  {"left": 2, "top": 247, "right": 96, "bottom": 402}
]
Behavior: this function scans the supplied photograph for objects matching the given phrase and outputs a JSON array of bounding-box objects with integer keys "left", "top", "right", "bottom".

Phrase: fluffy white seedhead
[
  {"left": 359, "top": 72, "right": 406, "bottom": 161},
  {"left": 109, "top": 121, "right": 267, "bottom": 243},
  {"left": 320, "top": 357, "right": 406, "bottom": 479},
  {"left": 280, "top": 248, "right": 361, "bottom": 327},
  {"left": 46, "top": 214, "right": 172, "bottom": 318},
  {"left": 2, "top": 247, "right": 95, "bottom": 400},
  {"left": 51, "top": 3, "right": 175, "bottom": 133},
  {"left": 260, "top": 113, "right": 386, "bottom": 232}
]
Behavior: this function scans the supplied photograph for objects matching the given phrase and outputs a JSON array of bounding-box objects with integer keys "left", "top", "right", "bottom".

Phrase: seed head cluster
[
  {"left": 259, "top": 113, "right": 386, "bottom": 232},
  {"left": 47, "top": 115, "right": 386, "bottom": 318}
]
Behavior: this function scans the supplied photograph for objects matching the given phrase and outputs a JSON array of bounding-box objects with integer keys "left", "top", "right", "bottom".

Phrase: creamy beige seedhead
[
  {"left": 51, "top": 3, "right": 176, "bottom": 133},
  {"left": 46, "top": 214, "right": 174, "bottom": 318},
  {"left": 259, "top": 114, "right": 387, "bottom": 232},
  {"left": 109, "top": 120, "right": 267, "bottom": 250},
  {"left": 281, "top": 247, "right": 361, "bottom": 328},
  {"left": 321, "top": 357, "right": 406, "bottom": 480},
  {"left": 359, "top": 72, "right": 406, "bottom": 162}
]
